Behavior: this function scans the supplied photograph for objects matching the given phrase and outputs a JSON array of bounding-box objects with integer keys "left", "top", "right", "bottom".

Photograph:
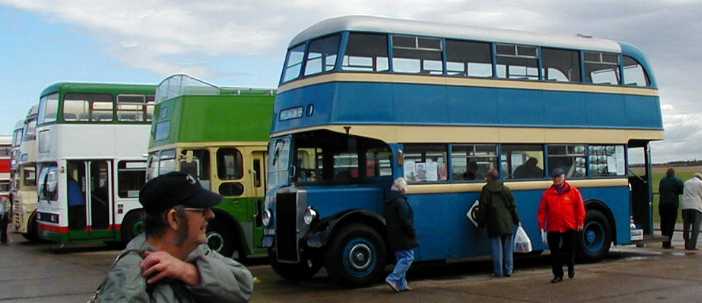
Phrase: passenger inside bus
[
  {"left": 513, "top": 157, "right": 544, "bottom": 179},
  {"left": 67, "top": 174, "right": 86, "bottom": 229}
]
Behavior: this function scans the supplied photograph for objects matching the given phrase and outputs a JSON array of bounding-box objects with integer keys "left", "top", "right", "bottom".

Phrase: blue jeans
[
  {"left": 490, "top": 234, "right": 514, "bottom": 277},
  {"left": 386, "top": 249, "right": 415, "bottom": 290}
]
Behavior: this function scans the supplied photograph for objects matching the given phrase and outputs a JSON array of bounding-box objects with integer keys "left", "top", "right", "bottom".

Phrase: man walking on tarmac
[
  {"left": 659, "top": 168, "right": 684, "bottom": 249},
  {"left": 94, "top": 172, "right": 253, "bottom": 302}
]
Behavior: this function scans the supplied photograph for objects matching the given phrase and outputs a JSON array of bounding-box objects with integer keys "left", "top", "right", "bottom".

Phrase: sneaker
[
  {"left": 401, "top": 285, "right": 413, "bottom": 292},
  {"left": 385, "top": 278, "right": 400, "bottom": 293},
  {"left": 550, "top": 276, "right": 563, "bottom": 283},
  {"left": 568, "top": 268, "right": 575, "bottom": 279}
]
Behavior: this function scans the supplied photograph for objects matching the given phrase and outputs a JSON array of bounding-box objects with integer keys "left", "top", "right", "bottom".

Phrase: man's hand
[{"left": 140, "top": 251, "right": 201, "bottom": 286}]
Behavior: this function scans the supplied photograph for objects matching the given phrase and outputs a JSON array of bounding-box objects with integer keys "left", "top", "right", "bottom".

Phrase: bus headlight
[
  {"left": 303, "top": 207, "right": 318, "bottom": 225},
  {"left": 262, "top": 209, "right": 272, "bottom": 227}
]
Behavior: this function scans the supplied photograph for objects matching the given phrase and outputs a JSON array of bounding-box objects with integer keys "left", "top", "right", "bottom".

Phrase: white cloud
[{"left": 2, "top": 0, "right": 701, "bottom": 162}]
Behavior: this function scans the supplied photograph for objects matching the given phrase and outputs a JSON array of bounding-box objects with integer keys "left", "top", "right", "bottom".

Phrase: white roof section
[
  {"left": 0, "top": 135, "right": 10, "bottom": 146},
  {"left": 289, "top": 15, "right": 621, "bottom": 53}
]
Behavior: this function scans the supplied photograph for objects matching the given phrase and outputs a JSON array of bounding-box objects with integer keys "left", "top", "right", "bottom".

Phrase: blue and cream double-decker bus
[{"left": 263, "top": 16, "right": 663, "bottom": 286}]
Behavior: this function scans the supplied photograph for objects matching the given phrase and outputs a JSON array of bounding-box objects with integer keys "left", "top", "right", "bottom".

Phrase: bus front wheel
[
  {"left": 324, "top": 223, "right": 387, "bottom": 287},
  {"left": 22, "top": 212, "right": 40, "bottom": 242},
  {"left": 579, "top": 209, "right": 612, "bottom": 260}
]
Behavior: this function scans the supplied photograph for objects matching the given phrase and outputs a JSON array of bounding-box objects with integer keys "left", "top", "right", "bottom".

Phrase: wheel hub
[
  {"left": 348, "top": 243, "right": 372, "bottom": 270},
  {"left": 207, "top": 232, "right": 225, "bottom": 252}
]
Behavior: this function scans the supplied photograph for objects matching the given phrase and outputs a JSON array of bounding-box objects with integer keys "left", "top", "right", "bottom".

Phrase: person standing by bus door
[
  {"left": 478, "top": 168, "right": 519, "bottom": 277},
  {"left": 659, "top": 168, "right": 684, "bottom": 249},
  {"left": 537, "top": 168, "right": 586, "bottom": 283},
  {"left": 681, "top": 173, "right": 702, "bottom": 250},
  {"left": 384, "top": 177, "right": 418, "bottom": 293}
]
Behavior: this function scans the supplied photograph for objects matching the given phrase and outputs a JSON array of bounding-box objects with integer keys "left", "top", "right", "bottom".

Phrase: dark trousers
[
  {"left": 682, "top": 209, "right": 702, "bottom": 250},
  {"left": 547, "top": 230, "right": 577, "bottom": 278},
  {"left": 659, "top": 202, "right": 678, "bottom": 246},
  {"left": 0, "top": 214, "right": 8, "bottom": 244}
]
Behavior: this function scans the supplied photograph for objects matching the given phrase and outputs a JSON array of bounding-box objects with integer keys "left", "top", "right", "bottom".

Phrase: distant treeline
[{"left": 630, "top": 160, "right": 702, "bottom": 168}]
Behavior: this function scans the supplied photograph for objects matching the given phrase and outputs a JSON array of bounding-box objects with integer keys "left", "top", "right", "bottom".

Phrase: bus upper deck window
[
  {"left": 342, "top": 33, "right": 389, "bottom": 72},
  {"left": 304, "top": 34, "right": 340, "bottom": 76},
  {"left": 622, "top": 56, "right": 649, "bottom": 87},
  {"left": 392, "top": 35, "right": 443, "bottom": 75},
  {"left": 446, "top": 40, "right": 493, "bottom": 78},
  {"left": 496, "top": 44, "right": 539, "bottom": 80},
  {"left": 584, "top": 51, "right": 620, "bottom": 85},
  {"left": 282, "top": 44, "right": 305, "bottom": 83},
  {"left": 542, "top": 48, "right": 581, "bottom": 82}
]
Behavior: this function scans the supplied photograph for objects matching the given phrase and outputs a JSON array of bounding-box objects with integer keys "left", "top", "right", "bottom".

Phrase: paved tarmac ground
[{"left": 0, "top": 230, "right": 701, "bottom": 303}]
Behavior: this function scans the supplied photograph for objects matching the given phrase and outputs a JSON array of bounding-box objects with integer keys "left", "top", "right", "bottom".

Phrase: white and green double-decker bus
[
  {"left": 35, "top": 82, "right": 156, "bottom": 245},
  {"left": 146, "top": 75, "right": 275, "bottom": 259}
]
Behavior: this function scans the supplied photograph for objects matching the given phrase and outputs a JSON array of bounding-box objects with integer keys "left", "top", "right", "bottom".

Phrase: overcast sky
[{"left": 1, "top": 0, "right": 700, "bottom": 163}]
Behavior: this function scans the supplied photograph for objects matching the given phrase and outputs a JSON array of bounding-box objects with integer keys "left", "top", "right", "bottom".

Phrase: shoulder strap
[{"left": 87, "top": 249, "right": 143, "bottom": 303}]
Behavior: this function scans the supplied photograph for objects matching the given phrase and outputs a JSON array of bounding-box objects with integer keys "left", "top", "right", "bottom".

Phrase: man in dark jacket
[
  {"left": 478, "top": 168, "right": 519, "bottom": 277},
  {"left": 659, "top": 168, "right": 684, "bottom": 248},
  {"left": 384, "top": 177, "right": 418, "bottom": 293}
]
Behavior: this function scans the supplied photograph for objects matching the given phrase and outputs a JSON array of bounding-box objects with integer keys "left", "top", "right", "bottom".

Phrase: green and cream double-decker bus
[
  {"left": 146, "top": 75, "right": 274, "bottom": 259},
  {"left": 13, "top": 105, "right": 40, "bottom": 240},
  {"left": 35, "top": 82, "right": 156, "bottom": 245}
]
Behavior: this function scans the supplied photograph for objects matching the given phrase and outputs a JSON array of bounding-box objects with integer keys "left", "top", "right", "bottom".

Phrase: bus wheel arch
[
  {"left": 324, "top": 210, "right": 387, "bottom": 249},
  {"left": 23, "top": 210, "right": 40, "bottom": 242},
  {"left": 324, "top": 220, "right": 388, "bottom": 287},
  {"left": 580, "top": 200, "right": 615, "bottom": 260},
  {"left": 208, "top": 209, "right": 247, "bottom": 260}
]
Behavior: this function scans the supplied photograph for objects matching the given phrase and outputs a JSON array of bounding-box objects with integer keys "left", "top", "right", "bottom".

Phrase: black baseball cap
[{"left": 139, "top": 171, "right": 223, "bottom": 215}]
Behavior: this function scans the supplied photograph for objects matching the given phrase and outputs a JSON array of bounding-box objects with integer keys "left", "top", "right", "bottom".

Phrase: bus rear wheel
[
  {"left": 269, "top": 247, "right": 323, "bottom": 281},
  {"left": 579, "top": 209, "right": 612, "bottom": 260},
  {"left": 324, "top": 223, "right": 386, "bottom": 287},
  {"left": 121, "top": 210, "right": 145, "bottom": 245}
]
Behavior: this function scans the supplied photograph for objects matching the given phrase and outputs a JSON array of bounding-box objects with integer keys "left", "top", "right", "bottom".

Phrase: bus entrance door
[
  {"left": 628, "top": 142, "right": 653, "bottom": 236},
  {"left": 252, "top": 151, "right": 266, "bottom": 249},
  {"left": 66, "top": 160, "right": 111, "bottom": 233}
]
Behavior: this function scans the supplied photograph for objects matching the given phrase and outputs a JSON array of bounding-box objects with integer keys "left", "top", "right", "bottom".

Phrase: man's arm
[{"left": 188, "top": 248, "right": 254, "bottom": 303}]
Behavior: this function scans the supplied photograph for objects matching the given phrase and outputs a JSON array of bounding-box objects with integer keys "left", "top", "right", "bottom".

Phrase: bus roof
[
  {"left": 40, "top": 82, "right": 156, "bottom": 98},
  {"left": 0, "top": 136, "right": 10, "bottom": 145},
  {"left": 289, "top": 15, "right": 621, "bottom": 53},
  {"left": 156, "top": 74, "right": 274, "bottom": 103}
]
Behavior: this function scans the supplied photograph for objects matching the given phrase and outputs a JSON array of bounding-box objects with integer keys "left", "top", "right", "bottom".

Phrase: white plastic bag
[{"left": 513, "top": 225, "right": 533, "bottom": 253}]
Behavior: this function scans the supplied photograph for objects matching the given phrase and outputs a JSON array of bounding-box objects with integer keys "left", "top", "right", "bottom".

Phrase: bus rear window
[{"left": 623, "top": 56, "right": 649, "bottom": 87}]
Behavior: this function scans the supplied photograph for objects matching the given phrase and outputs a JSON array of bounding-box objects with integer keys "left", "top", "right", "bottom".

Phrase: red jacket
[{"left": 537, "top": 182, "right": 586, "bottom": 233}]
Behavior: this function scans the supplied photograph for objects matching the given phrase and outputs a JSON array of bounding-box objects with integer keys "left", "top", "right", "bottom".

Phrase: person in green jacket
[
  {"left": 659, "top": 168, "right": 684, "bottom": 249},
  {"left": 95, "top": 172, "right": 253, "bottom": 302},
  {"left": 478, "top": 168, "right": 520, "bottom": 277}
]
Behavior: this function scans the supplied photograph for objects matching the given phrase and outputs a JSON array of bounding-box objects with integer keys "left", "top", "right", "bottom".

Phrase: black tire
[
  {"left": 324, "top": 223, "right": 387, "bottom": 287},
  {"left": 22, "top": 212, "right": 40, "bottom": 242},
  {"left": 579, "top": 209, "right": 612, "bottom": 260},
  {"left": 206, "top": 218, "right": 238, "bottom": 259},
  {"left": 121, "top": 210, "right": 145, "bottom": 245},
  {"left": 269, "top": 247, "right": 323, "bottom": 281}
]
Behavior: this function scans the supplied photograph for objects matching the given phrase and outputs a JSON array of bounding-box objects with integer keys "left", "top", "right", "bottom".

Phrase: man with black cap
[
  {"left": 95, "top": 172, "right": 253, "bottom": 302},
  {"left": 537, "top": 168, "right": 586, "bottom": 283}
]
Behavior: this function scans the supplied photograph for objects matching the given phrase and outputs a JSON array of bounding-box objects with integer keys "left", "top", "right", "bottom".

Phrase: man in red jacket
[{"left": 537, "top": 168, "right": 586, "bottom": 283}]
